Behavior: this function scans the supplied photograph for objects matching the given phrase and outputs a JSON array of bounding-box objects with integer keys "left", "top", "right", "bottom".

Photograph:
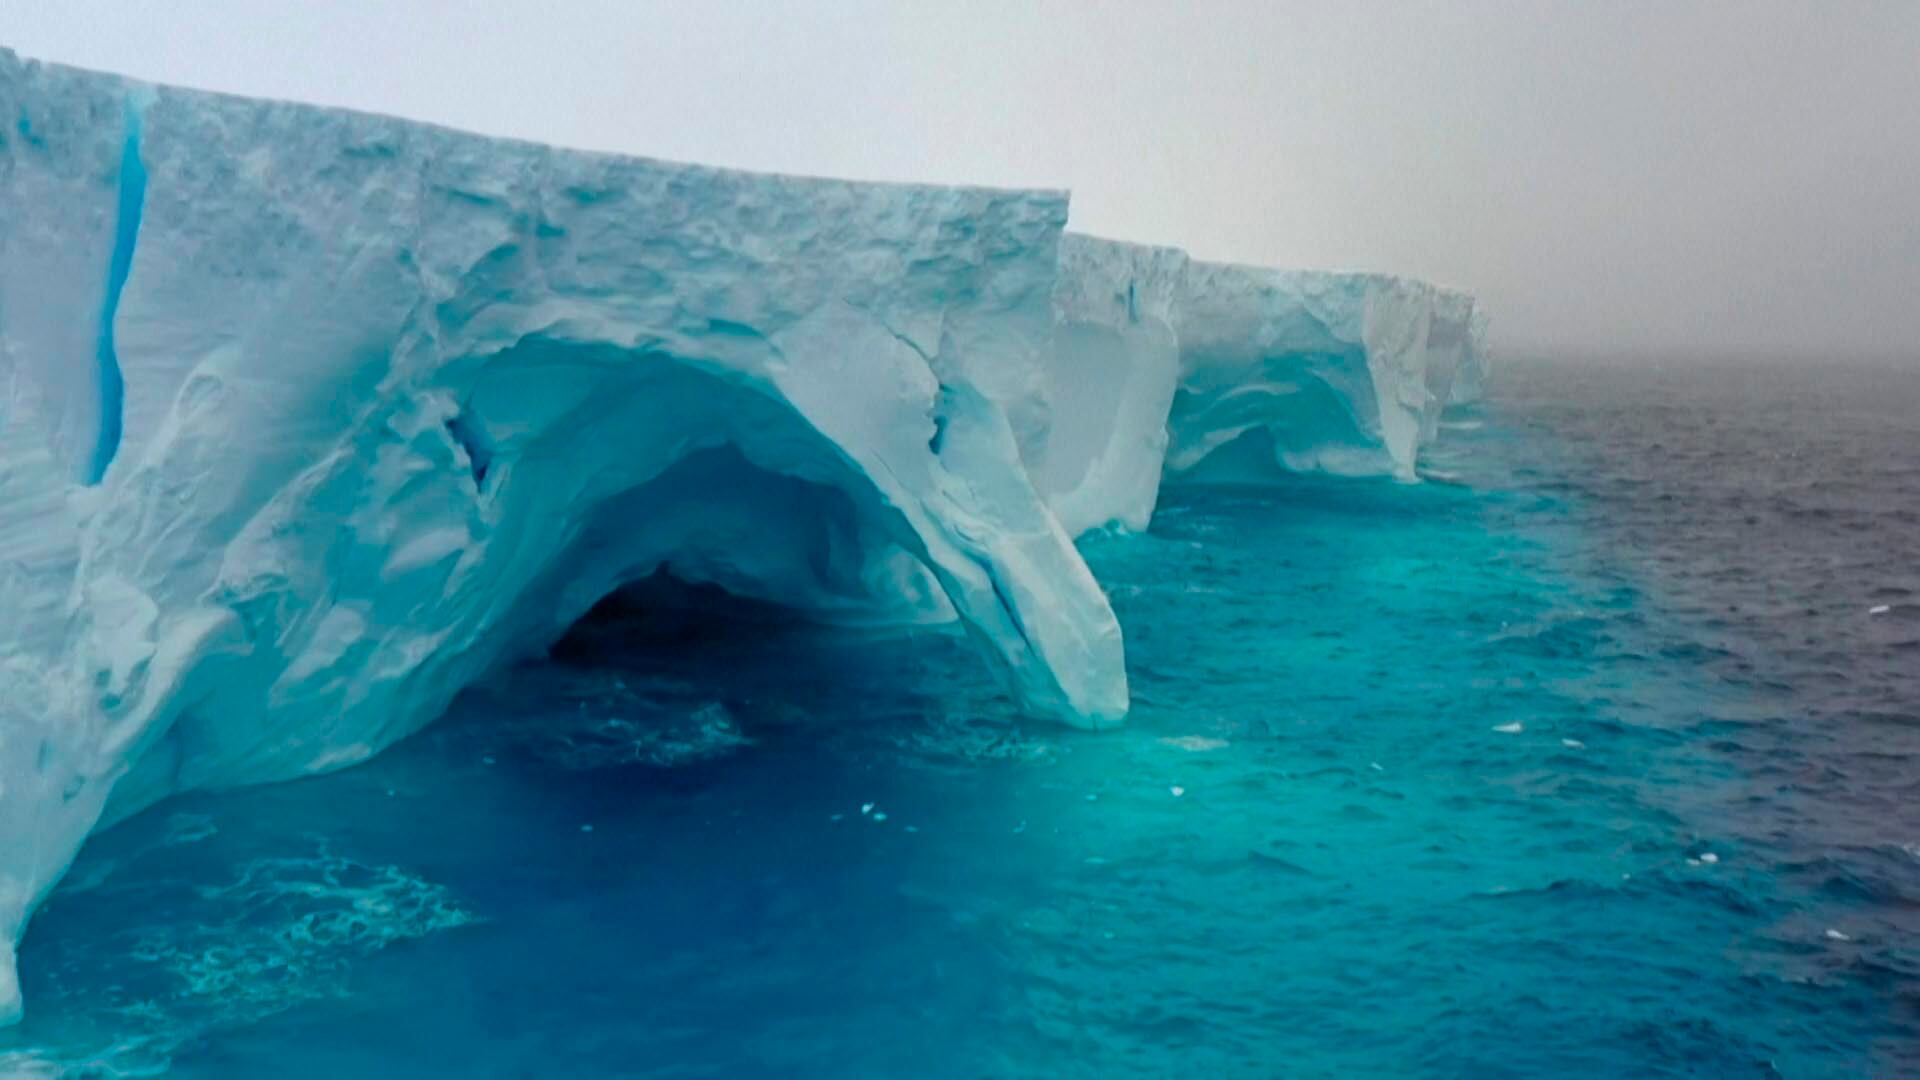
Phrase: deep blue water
[{"left": 5, "top": 356, "right": 1919, "bottom": 1077}]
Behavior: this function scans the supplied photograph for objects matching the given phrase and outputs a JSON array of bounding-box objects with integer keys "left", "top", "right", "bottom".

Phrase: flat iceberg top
[{"left": 0, "top": 48, "right": 1485, "bottom": 1023}]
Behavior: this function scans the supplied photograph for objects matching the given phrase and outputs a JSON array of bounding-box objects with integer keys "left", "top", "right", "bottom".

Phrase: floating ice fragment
[
  {"left": 861, "top": 803, "right": 875, "bottom": 815},
  {"left": 1492, "top": 722, "right": 1524, "bottom": 734},
  {"left": 872, "top": 812, "right": 887, "bottom": 822},
  {"left": 1086, "top": 793, "right": 1099, "bottom": 801},
  {"left": 1561, "top": 738, "right": 1585, "bottom": 749},
  {"left": 1369, "top": 762, "right": 1384, "bottom": 772},
  {"left": 1160, "top": 736, "right": 1229, "bottom": 752},
  {"left": 1869, "top": 605, "right": 1891, "bottom": 615},
  {"left": 1826, "top": 928, "right": 1850, "bottom": 942},
  {"left": 163, "top": 813, "right": 218, "bottom": 847},
  {"left": 1686, "top": 858, "right": 1701, "bottom": 866},
  {"left": 1699, "top": 852, "right": 1719, "bottom": 865},
  {"left": 829, "top": 814, "right": 844, "bottom": 822},
  {"left": 1170, "top": 786, "right": 1186, "bottom": 797}
]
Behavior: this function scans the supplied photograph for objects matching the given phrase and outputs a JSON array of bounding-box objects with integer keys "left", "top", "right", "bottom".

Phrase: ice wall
[
  {"left": 1035, "top": 235, "right": 1191, "bottom": 534},
  {"left": 1451, "top": 305, "right": 1494, "bottom": 405},
  {"left": 1168, "top": 261, "right": 1437, "bottom": 483},
  {"left": 1030, "top": 237, "right": 1493, "bottom": 532},
  {"left": 0, "top": 49, "right": 1487, "bottom": 1021}
]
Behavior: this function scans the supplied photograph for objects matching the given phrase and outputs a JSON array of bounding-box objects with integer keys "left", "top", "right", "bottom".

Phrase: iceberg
[
  {"left": 0, "top": 48, "right": 1488, "bottom": 1021},
  {"left": 1167, "top": 262, "right": 1441, "bottom": 485},
  {"left": 1033, "top": 235, "right": 1490, "bottom": 530}
]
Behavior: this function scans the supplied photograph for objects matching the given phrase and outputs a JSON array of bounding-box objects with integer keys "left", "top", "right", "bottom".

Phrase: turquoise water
[{"left": 5, "top": 361, "right": 1914, "bottom": 1076}]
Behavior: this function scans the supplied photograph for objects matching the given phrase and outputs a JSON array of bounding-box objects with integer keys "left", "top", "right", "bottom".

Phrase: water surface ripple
[{"left": 5, "top": 356, "right": 1916, "bottom": 1077}]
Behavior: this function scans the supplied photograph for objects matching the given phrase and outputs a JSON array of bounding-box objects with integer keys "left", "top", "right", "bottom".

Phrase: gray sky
[{"left": 4, "top": 0, "right": 1917, "bottom": 357}]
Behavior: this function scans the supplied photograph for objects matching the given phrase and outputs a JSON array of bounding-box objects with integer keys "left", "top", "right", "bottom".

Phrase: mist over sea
[{"left": 4, "top": 355, "right": 1916, "bottom": 1077}]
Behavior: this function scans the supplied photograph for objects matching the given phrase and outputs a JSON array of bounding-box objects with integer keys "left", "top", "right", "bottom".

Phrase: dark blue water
[{"left": 5, "top": 356, "right": 1917, "bottom": 1077}]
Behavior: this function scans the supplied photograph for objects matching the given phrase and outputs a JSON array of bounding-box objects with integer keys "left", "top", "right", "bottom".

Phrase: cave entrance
[{"left": 447, "top": 558, "right": 987, "bottom": 780}]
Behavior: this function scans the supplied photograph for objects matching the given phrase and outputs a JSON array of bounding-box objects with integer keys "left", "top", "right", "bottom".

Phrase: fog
[{"left": 4, "top": 0, "right": 1916, "bottom": 358}]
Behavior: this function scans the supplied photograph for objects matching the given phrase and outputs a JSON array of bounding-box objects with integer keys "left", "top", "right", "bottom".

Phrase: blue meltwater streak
[
  {"left": 85, "top": 94, "right": 147, "bottom": 486},
  {"left": 4, "top": 385, "right": 1910, "bottom": 1076}
]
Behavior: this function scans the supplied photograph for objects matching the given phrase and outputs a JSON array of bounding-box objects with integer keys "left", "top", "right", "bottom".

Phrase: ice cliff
[
  {"left": 0, "top": 48, "right": 1488, "bottom": 1021},
  {"left": 1038, "top": 236, "right": 1488, "bottom": 533}
]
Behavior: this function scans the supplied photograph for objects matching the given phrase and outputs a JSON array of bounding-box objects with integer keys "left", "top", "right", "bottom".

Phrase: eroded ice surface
[
  {"left": 1038, "top": 236, "right": 1490, "bottom": 533},
  {"left": 0, "top": 48, "right": 1487, "bottom": 1020}
]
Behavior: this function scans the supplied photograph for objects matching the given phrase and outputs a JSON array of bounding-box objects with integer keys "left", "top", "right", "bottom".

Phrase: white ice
[{"left": 0, "top": 48, "right": 1488, "bottom": 1021}]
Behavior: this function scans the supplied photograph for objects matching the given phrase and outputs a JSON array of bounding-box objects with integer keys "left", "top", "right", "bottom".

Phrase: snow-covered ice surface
[{"left": 0, "top": 47, "right": 1487, "bottom": 1021}]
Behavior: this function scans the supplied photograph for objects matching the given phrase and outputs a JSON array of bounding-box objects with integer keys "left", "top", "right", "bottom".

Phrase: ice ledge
[{"left": 0, "top": 47, "right": 1485, "bottom": 1021}]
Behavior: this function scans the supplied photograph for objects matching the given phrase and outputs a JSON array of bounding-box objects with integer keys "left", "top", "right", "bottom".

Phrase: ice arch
[
  {"left": 1166, "top": 265, "right": 1439, "bottom": 485},
  {"left": 1030, "top": 237, "right": 1493, "bottom": 535},
  {"left": 0, "top": 48, "right": 1128, "bottom": 1022}
]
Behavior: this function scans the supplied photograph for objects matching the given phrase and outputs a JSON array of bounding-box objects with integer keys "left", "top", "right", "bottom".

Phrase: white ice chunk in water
[{"left": 1160, "top": 735, "right": 1229, "bottom": 752}]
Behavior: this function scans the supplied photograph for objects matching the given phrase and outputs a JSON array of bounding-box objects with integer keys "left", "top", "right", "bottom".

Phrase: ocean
[{"left": 3, "top": 355, "right": 1917, "bottom": 1077}]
